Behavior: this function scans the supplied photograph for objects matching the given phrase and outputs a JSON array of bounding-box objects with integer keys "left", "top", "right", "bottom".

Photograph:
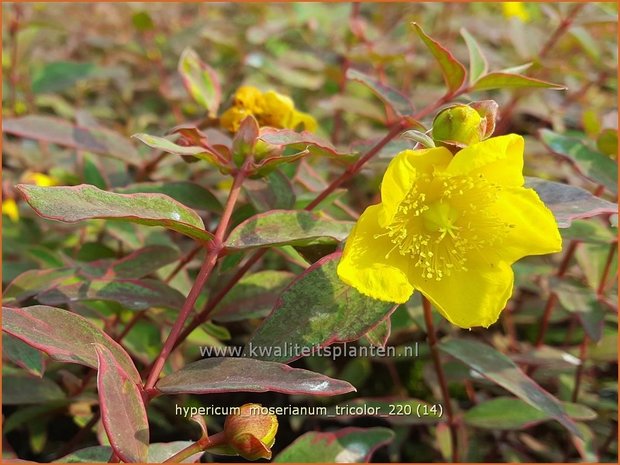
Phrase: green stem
[{"left": 163, "top": 432, "right": 226, "bottom": 463}]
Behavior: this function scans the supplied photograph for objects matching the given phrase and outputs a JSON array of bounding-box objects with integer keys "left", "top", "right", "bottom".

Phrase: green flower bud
[
  {"left": 223, "top": 404, "right": 278, "bottom": 461},
  {"left": 432, "top": 104, "right": 484, "bottom": 147}
]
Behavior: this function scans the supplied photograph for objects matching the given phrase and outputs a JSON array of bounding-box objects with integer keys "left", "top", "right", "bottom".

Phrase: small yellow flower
[
  {"left": 503, "top": 2, "right": 530, "bottom": 22},
  {"left": 233, "top": 86, "right": 264, "bottom": 114},
  {"left": 22, "top": 172, "right": 58, "bottom": 187},
  {"left": 223, "top": 403, "right": 278, "bottom": 460},
  {"left": 259, "top": 90, "right": 295, "bottom": 128},
  {"left": 337, "top": 134, "right": 562, "bottom": 328},
  {"left": 2, "top": 198, "right": 20, "bottom": 223},
  {"left": 220, "top": 106, "right": 253, "bottom": 133},
  {"left": 289, "top": 109, "right": 318, "bottom": 132}
]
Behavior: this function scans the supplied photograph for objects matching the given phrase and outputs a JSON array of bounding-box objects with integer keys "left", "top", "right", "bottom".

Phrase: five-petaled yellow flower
[{"left": 337, "top": 134, "right": 562, "bottom": 328}]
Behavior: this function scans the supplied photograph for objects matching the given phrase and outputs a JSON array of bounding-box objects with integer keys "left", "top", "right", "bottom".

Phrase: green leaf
[
  {"left": 116, "top": 181, "right": 222, "bottom": 212},
  {"left": 17, "top": 184, "right": 214, "bottom": 243},
  {"left": 554, "top": 279, "right": 606, "bottom": 341},
  {"left": 83, "top": 154, "right": 108, "bottom": 189},
  {"left": 3, "top": 333, "right": 45, "bottom": 377},
  {"left": 38, "top": 278, "right": 186, "bottom": 311},
  {"left": 540, "top": 129, "right": 618, "bottom": 194},
  {"left": 560, "top": 219, "right": 616, "bottom": 244},
  {"left": 439, "top": 339, "right": 580, "bottom": 437},
  {"left": 178, "top": 48, "right": 221, "bottom": 117},
  {"left": 156, "top": 357, "right": 355, "bottom": 396},
  {"left": 464, "top": 397, "right": 596, "bottom": 430},
  {"left": 258, "top": 128, "right": 355, "bottom": 161},
  {"left": 212, "top": 270, "right": 294, "bottom": 322},
  {"left": 243, "top": 170, "right": 296, "bottom": 211},
  {"left": 55, "top": 446, "right": 112, "bottom": 463},
  {"left": 412, "top": 23, "right": 466, "bottom": 94},
  {"left": 32, "top": 61, "right": 97, "bottom": 94},
  {"left": 245, "top": 253, "right": 396, "bottom": 362},
  {"left": 346, "top": 68, "right": 414, "bottom": 117},
  {"left": 225, "top": 210, "right": 353, "bottom": 250},
  {"left": 274, "top": 427, "right": 394, "bottom": 462},
  {"left": 460, "top": 28, "right": 488, "bottom": 84},
  {"left": 3, "top": 374, "right": 65, "bottom": 405},
  {"left": 2, "top": 305, "right": 141, "bottom": 383},
  {"left": 3, "top": 116, "right": 141, "bottom": 165},
  {"left": 132, "top": 133, "right": 226, "bottom": 167},
  {"left": 525, "top": 177, "right": 617, "bottom": 228},
  {"left": 471, "top": 73, "right": 566, "bottom": 91},
  {"left": 95, "top": 344, "right": 149, "bottom": 463}
]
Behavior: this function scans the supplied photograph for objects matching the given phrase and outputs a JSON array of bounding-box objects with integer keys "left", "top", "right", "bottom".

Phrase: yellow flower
[
  {"left": 289, "top": 109, "right": 318, "bottom": 132},
  {"left": 259, "top": 90, "right": 295, "bottom": 128},
  {"left": 2, "top": 198, "right": 20, "bottom": 223},
  {"left": 233, "top": 86, "right": 264, "bottom": 114},
  {"left": 503, "top": 2, "right": 529, "bottom": 22},
  {"left": 223, "top": 404, "right": 278, "bottom": 460},
  {"left": 22, "top": 172, "right": 58, "bottom": 187},
  {"left": 337, "top": 134, "right": 562, "bottom": 328},
  {"left": 220, "top": 106, "right": 253, "bottom": 133}
]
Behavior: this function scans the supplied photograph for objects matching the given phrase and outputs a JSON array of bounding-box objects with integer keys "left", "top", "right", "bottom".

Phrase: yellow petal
[
  {"left": 447, "top": 134, "right": 524, "bottom": 187},
  {"left": 492, "top": 186, "right": 563, "bottom": 263},
  {"left": 503, "top": 2, "right": 529, "bottom": 22},
  {"left": 289, "top": 110, "right": 317, "bottom": 132},
  {"left": 408, "top": 259, "right": 514, "bottom": 329},
  {"left": 233, "top": 86, "right": 264, "bottom": 112},
  {"left": 2, "top": 198, "right": 20, "bottom": 223},
  {"left": 379, "top": 147, "right": 453, "bottom": 227},
  {"left": 23, "top": 172, "right": 57, "bottom": 187},
  {"left": 337, "top": 204, "right": 414, "bottom": 303},
  {"left": 221, "top": 107, "right": 253, "bottom": 133}
]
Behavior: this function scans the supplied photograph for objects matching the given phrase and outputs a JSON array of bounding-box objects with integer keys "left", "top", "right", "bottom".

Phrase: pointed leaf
[
  {"left": 245, "top": 253, "right": 396, "bottom": 362},
  {"left": 540, "top": 129, "right": 618, "bottom": 194},
  {"left": 3, "top": 334, "right": 45, "bottom": 377},
  {"left": 554, "top": 279, "right": 606, "bottom": 341},
  {"left": 225, "top": 210, "right": 353, "bottom": 250},
  {"left": 243, "top": 170, "right": 295, "bottom": 211},
  {"left": 461, "top": 28, "right": 488, "bottom": 83},
  {"left": 412, "top": 23, "right": 466, "bottom": 94},
  {"left": 79, "top": 245, "right": 180, "bottom": 280},
  {"left": 132, "top": 133, "right": 226, "bottom": 167},
  {"left": 259, "top": 128, "right": 355, "bottom": 161},
  {"left": 2, "top": 305, "right": 140, "bottom": 383},
  {"left": 525, "top": 177, "right": 617, "bottom": 227},
  {"left": 471, "top": 73, "right": 566, "bottom": 91},
  {"left": 560, "top": 219, "right": 616, "bottom": 244},
  {"left": 213, "top": 271, "right": 294, "bottom": 322},
  {"left": 346, "top": 68, "right": 414, "bottom": 117},
  {"left": 274, "top": 427, "right": 394, "bottom": 462},
  {"left": 3, "top": 375, "right": 65, "bottom": 405},
  {"left": 156, "top": 357, "right": 355, "bottom": 396},
  {"left": 95, "top": 344, "right": 149, "bottom": 463},
  {"left": 3, "top": 115, "right": 141, "bottom": 165},
  {"left": 38, "top": 278, "right": 186, "bottom": 311},
  {"left": 116, "top": 181, "right": 222, "bottom": 212},
  {"left": 439, "top": 339, "right": 580, "bottom": 437},
  {"left": 54, "top": 446, "right": 112, "bottom": 463},
  {"left": 17, "top": 184, "right": 214, "bottom": 243},
  {"left": 178, "top": 48, "right": 221, "bottom": 117}
]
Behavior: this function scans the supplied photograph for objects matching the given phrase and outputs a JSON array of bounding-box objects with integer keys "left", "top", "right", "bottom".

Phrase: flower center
[{"left": 379, "top": 173, "right": 511, "bottom": 281}]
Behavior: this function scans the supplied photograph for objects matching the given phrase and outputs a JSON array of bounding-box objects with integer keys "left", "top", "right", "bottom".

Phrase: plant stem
[
  {"left": 163, "top": 432, "right": 226, "bottom": 463},
  {"left": 571, "top": 336, "right": 588, "bottom": 403},
  {"left": 597, "top": 241, "right": 617, "bottom": 297},
  {"left": 422, "top": 296, "right": 458, "bottom": 462},
  {"left": 535, "top": 240, "right": 579, "bottom": 348},
  {"left": 144, "top": 163, "right": 248, "bottom": 392}
]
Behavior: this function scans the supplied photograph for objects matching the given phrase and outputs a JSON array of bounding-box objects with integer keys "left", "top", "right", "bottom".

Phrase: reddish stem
[
  {"left": 535, "top": 240, "right": 579, "bottom": 348},
  {"left": 571, "top": 336, "right": 588, "bottom": 403},
  {"left": 422, "top": 296, "right": 458, "bottom": 462},
  {"left": 597, "top": 242, "right": 617, "bottom": 297},
  {"left": 143, "top": 162, "right": 249, "bottom": 392}
]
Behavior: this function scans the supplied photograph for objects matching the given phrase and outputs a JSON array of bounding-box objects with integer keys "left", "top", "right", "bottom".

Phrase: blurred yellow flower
[
  {"left": 22, "top": 172, "right": 58, "bottom": 187},
  {"left": 503, "top": 2, "right": 529, "bottom": 22},
  {"left": 221, "top": 86, "right": 317, "bottom": 133},
  {"left": 2, "top": 198, "right": 20, "bottom": 223},
  {"left": 337, "top": 134, "right": 562, "bottom": 328}
]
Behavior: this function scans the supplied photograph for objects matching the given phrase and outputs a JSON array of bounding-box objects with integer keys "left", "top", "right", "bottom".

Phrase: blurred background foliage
[{"left": 2, "top": 2, "right": 618, "bottom": 463}]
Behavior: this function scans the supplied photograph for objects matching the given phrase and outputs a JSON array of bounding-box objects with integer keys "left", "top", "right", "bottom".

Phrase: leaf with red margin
[
  {"left": 439, "top": 338, "right": 581, "bottom": 438},
  {"left": 412, "top": 23, "right": 466, "bottom": 94},
  {"left": 17, "top": 184, "right": 214, "bottom": 243},
  {"left": 471, "top": 73, "right": 566, "bottom": 91},
  {"left": 244, "top": 253, "right": 396, "bottom": 363},
  {"left": 525, "top": 177, "right": 617, "bottom": 228},
  {"left": 274, "top": 427, "right": 394, "bottom": 462},
  {"left": 346, "top": 68, "right": 414, "bottom": 117},
  {"left": 156, "top": 357, "right": 355, "bottom": 396},
  {"left": 3, "top": 115, "right": 141, "bottom": 165},
  {"left": 2, "top": 305, "right": 140, "bottom": 383},
  {"left": 178, "top": 48, "right": 221, "bottom": 118},
  {"left": 95, "top": 344, "right": 149, "bottom": 463},
  {"left": 258, "top": 128, "right": 356, "bottom": 162}
]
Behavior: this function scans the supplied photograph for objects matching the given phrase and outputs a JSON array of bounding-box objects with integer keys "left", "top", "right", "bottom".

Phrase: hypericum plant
[{"left": 2, "top": 9, "right": 617, "bottom": 464}]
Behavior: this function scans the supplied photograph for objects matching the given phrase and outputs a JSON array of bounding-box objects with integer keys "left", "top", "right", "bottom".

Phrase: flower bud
[
  {"left": 223, "top": 403, "right": 278, "bottom": 461},
  {"left": 432, "top": 104, "right": 483, "bottom": 147}
]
